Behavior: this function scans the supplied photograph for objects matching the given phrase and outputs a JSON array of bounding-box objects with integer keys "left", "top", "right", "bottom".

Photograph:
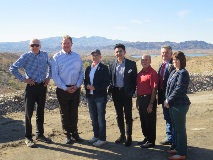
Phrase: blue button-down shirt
[
  {"left": 51, "top": 50, "right": 84, "bottom": 90},
  {"left": 115, "top": 59, "right": 125, "bottom": 87},
  {"left": 9, "top": 51, "right": 51, "bottom": 83}
]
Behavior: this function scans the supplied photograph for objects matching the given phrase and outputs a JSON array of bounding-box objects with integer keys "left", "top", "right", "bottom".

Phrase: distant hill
[{"left": 0, "top": 36, "right": 213, "bottom": 55}]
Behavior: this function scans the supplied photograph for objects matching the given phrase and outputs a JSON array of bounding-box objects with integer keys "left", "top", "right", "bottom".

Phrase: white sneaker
[
  {"left": 88, "top": 137, "right": 99, "bottom": 144},
  {"left": 93, "top": 140, "right": 107, "bottom": 146}
]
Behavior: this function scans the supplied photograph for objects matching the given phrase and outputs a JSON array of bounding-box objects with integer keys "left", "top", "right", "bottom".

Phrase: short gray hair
[{"left": 61, "top": 35, "right": 72, "bottom": 43}]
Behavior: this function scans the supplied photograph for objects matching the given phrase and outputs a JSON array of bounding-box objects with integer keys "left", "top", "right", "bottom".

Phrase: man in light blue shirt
[
  {"left": 51, "top": 35, "right": 84, "bottom": 144},
  {"left": 9, "top": 38, "right": 51, "bottom": 148}
]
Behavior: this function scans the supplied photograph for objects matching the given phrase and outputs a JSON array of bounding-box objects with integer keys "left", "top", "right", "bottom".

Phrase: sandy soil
[{"left": 0, "top": 91, "right": 213, "bottom": 160}]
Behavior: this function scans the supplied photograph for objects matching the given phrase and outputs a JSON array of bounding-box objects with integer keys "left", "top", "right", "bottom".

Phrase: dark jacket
[
  {"left": 158, "top": 59, "right": 175, "bottom": 104},
  {"left": 109, "top": 58, "right": 137, "bottom": 97},
  {"left": 84, "top": 62, "right": 110, "bottom": 98},
  {"left": 165, "top": 68, "right": 191, "bottom": 107}
]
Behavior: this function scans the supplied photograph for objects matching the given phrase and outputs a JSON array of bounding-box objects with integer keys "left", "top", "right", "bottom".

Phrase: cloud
[
  {"left": 131, "top": 19, "right": 142, "bottom": 24},
  {"left": 114, "top": 26, "right": 128, "bottom": 30},
  {"left": 144, "top": 19, "right": 151, "bottom": 23},
  {"left": 207, "top": 18, "right": 213, "bottom": 21},
  {"left": 178, "top": 10, "right": 190, "bottom": 17}
]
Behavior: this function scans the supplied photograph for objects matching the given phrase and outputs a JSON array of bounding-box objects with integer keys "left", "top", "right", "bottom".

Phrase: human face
[
  {"left": 114, "top": 47, "right": 126, "bottom": 61},
  {"left": 161, "top": 48, "right": 172, "bottom": 62},
  {"left": 29, "top": 39, "right": 41, "bottom": 54},
  {"left": 61, "top": 38, "right": 72, "bottom": 53},
  {"left": 91, "top": 53, "right": 101, "bottom": 64},
  {"left": 173, "top": 57, "right": 181, "bottom": 69},
  {"left": 141, "top": 55, "right": 151, "bottom": 69}
]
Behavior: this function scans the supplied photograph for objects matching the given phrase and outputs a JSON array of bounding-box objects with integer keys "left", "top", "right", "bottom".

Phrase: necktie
[{"left": 160, "top": 62, "right": 166, "bottom": 89}]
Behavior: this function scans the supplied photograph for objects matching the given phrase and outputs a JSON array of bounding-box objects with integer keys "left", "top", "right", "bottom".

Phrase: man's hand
[
  {"left": 66, "top": 86, "right": 79, "bottom": 93},
  {"left": 147, "top": 104, "right": 153, "bottom": 113},
  {"left": 43, "top": 78, "right": 50, "bottom": 86},
  {"left": 24, "top": 78, "right": 35, "bottom": 86}
]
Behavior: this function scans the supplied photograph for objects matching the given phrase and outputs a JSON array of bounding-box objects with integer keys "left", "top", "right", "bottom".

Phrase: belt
[
  {"left": 66, "top": 85, "right": 75, "bottom": 87},
  {"left": 114, "top": 87, "right": 124, "bottom": 90},
  {"left": 34, "top": 82, "right": 45, "bottom": 85},
  {"left": 139, "top": 94, "right": 151, "bottom": 97}
]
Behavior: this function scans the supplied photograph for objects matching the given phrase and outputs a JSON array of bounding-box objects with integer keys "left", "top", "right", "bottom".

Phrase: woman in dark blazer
[{"left": 164, "top": 51, "right": 191, "bottom": 160}]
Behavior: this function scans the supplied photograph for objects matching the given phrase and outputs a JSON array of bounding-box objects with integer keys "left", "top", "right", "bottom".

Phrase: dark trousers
[
  {"left": 138, "top": 95, "right": 157, "bottom": 143},
  {"left": 24, "top": 84, "right": 47, "bottom": 139},
  {"left": 112, "top": 88, "right": 133, "bottom": 136},
  {"left": 56, "top": 88, "right": 80, "bottom": 137}
]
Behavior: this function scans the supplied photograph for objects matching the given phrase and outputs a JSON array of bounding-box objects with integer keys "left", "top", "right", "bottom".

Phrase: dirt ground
[{"left": 0, "top": 91, "right": 213, "bottom": 160}]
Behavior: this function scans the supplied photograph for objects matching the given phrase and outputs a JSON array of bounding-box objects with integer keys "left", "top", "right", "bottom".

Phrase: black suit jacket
[
  {"left": 157, "top": 59, "right": 175, "bottom": 104},
  {"left": 84, "top": 62, "right": 110, "bottom": 98},
  {"left": 109, "top": 58, "right": 137, "bottom": 97}
]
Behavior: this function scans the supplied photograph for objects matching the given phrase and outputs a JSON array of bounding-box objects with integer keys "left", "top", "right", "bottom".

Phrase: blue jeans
[
  {"left": 162, "top": 104, "right": 173, "bottom": 142},
  {"left": 87, "top": 96, "right": 107, "bottom": 141},
  {"left": 170, "top": 105, "right": 189, "bottom": 156}
]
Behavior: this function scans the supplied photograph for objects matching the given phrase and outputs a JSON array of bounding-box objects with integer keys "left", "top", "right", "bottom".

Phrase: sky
[{"left": 1, "top": 0, "right": 213, "bottom": 43}]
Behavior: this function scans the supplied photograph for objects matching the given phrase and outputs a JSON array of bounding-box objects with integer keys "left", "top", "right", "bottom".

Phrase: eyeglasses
[{"left": 30, "top": 44, "right": 40, "bottom": 47}]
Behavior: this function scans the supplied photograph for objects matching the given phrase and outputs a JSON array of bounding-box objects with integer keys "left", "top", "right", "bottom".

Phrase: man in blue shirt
[
  {"left": 9, "top": 38, "right": 51, "bottom": 148},
  {"left": 51, "top": 35, "right": 84, "bottom": 144}
]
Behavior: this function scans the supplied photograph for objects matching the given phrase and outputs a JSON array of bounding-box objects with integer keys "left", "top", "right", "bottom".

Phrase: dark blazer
[
  {"left": 109, "top": 58, "right": 137, "bottom": 97},
  {"left": 165, "top": 68, "right": 191, "bottom": 107},
  {"left": 158, "top": 59, "right": 175, "bottom": 104},
  {"left": 84, "top": 62, "right": 110, "bottom": 98}
]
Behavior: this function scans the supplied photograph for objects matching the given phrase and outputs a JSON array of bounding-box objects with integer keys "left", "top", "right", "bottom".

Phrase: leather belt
[
  {"left": 139, "top": 94, "right": 151, "bottom": 97},
  {"left": 66, "top": 85, "right": 75, "bottom": 87},
  {"left": 34, "top": 82, "right": 45, "bottom": 85}
]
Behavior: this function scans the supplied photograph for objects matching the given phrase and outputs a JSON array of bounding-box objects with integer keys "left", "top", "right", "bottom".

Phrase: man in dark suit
[
  {"left": 84, "top": 49, "right": 110, "bottom": 147},
  {"left": 158, "top": 46, "right": 175, "bottom": 146},
  {"left": 109, "top": 43, "right": 137, "bottom": 147}
]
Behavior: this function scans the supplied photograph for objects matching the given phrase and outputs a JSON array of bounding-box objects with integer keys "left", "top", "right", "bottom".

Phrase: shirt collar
[
  {"left": 142, "top": 65, "right": 151, "bottom": 73},
  {"left": 62, "top": 49, "right": 72, "bottom": 54}
]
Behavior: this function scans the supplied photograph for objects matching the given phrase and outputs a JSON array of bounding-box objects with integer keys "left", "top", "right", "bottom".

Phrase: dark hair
[
  {"left": 172, "top": 51, "right": 186, "bottom": 68},
  {"left": 114, "top": 43, "right": 125, "bottom": 51}
]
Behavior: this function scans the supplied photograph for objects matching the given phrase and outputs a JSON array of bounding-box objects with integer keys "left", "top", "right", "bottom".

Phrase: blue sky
[{"left": 1, "top": 0, "right": 213, "bottom": 43}]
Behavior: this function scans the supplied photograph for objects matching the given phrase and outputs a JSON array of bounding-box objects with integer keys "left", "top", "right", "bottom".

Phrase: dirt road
[{"left": 0, "top": 91, "right": 213, "bottom": 160}]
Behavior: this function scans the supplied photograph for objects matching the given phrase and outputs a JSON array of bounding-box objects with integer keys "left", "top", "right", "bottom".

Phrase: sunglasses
[{"left": 30, "top": 44, "right": 40, "bottom": 47}]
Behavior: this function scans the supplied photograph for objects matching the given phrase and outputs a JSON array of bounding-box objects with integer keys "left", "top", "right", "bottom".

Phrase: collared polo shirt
[{"left": 137, "top": 66, "right": 158, "bottom": 95}]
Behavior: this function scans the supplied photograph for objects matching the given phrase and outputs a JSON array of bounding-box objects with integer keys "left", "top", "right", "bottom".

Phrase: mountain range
[{"left": 0, "top": 36, "right": 213, "bottom": 55}]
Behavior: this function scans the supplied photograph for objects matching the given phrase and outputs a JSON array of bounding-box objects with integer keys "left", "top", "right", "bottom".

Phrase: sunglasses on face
[{"left": 30, "top": 44, "right": 40, "bottom": 47}]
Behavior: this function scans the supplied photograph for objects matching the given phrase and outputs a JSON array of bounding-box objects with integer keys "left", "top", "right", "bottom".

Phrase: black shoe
[
  {"left": 137, "top": 137, "right": 148, "bottom": 145},
  {"left": 160, "top": 140, "right": 171, "bottom": 145},
  {"left": 72, "top": 132, "right": 83, "bottom": 142},
  {"left": 36, "top": 135, "right": 52, "bottom": 143},
  {"left": 115, "top": 135, "right": 126, "bottom": 144},
  {"left": 140, "top": 141, "right": 155, "bottom": 148},
  {"left": 125, "top": 136, "right": 132, "bottom": 147},
  {"left": 65, "top": 138, "right": 74, "bottom": 144}
]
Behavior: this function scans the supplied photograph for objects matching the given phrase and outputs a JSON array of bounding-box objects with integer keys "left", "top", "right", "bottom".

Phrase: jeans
[
  {"left": 162, "top": 104, "right": 173, "bottom": 142},
  {"left": 87, "top": 95, "right": 107, "bottom": 141},
  {"left": 170, "top": 105, "right": 189, "bottom": 156}
]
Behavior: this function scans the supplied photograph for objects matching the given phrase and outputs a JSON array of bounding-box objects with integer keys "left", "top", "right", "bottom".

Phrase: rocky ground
[{"left": 0, "top": 90, "right": 213, "bottom": 160}]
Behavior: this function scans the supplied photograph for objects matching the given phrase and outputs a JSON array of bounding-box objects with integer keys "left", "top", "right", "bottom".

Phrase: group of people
[{"left": 9, "top": 35, "right": 190, "bottom": 160}]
